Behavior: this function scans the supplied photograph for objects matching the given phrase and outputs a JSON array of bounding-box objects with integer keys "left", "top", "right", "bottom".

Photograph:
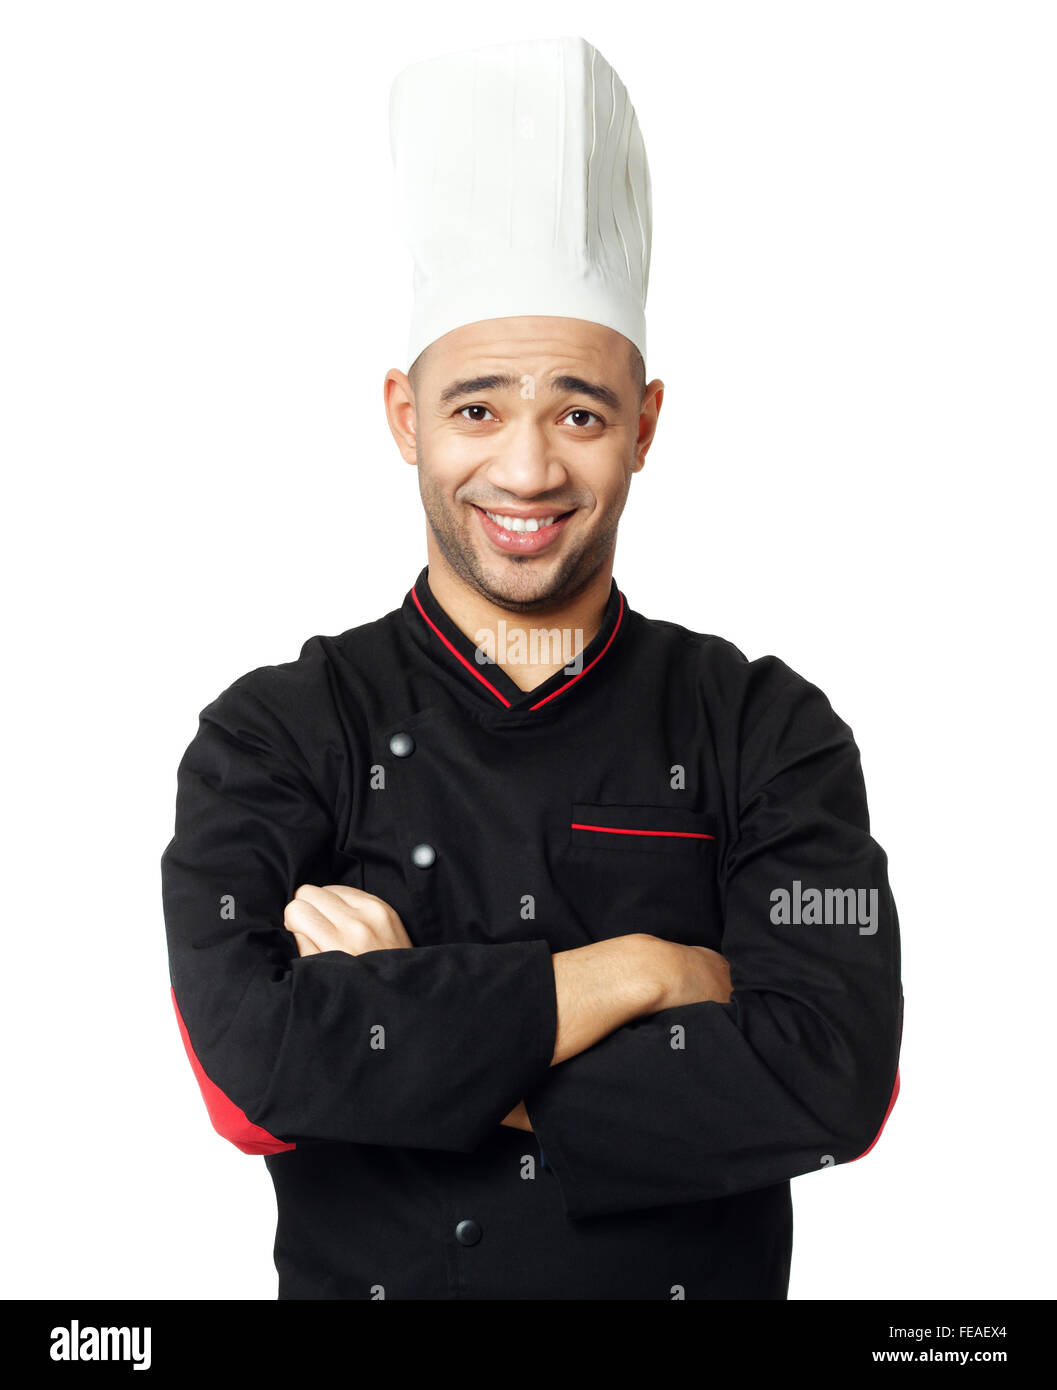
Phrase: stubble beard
[{"left": 417, "top": 457, "right": 624, "bottom": 616}]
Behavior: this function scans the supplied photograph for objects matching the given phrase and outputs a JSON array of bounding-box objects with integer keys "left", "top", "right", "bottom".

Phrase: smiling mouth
[{"left": 476, "top": 507, "right": 574, "bottom": 534}]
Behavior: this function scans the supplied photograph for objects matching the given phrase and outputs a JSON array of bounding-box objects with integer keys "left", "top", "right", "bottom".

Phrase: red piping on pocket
[
  {"left": 571, "top": 822, "right": 715, "bottom": 840},
  {"left": 171, "top": 987, "right": 296, "bottom": 1156}
]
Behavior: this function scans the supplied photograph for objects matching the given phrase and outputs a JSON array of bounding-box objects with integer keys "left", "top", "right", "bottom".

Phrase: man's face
[{"left": 390, "top": 317, "right": 658, "bottom": 613}]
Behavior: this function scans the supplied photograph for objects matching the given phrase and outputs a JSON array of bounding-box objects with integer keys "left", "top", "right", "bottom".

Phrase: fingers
[
  {"left": 322, "top": 885, "right": 412, "bottom": 947},
  {"left": 283, "top": 883, "right": 413, "bottom": 955},
  {"left": 284, "top": 891, "right": 345, "bottom": 953},
  {"left": 294, "top": 883, "right": 375, "bottom": 930},
  {"left": 316, "top": 884, "right": 391, "bottom": 934},
  {"left": 285, "top": 884, "right": 378, "bottom": 956},
  {"left": 322, "top": 883, "right": 380, "bottom": 910},
  {"left": 299, "top": 883, "right": 396, "bottom": 939}
]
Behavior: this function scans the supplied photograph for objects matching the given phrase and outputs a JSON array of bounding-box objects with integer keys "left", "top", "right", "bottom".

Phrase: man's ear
[
  {"left": 632, "top": 378, "right": 664, "bottom": 472},
  {"left": 384, "top": 368, "right": 418, "bottom": 466}
]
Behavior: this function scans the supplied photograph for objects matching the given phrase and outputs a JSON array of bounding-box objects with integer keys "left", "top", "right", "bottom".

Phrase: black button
[
  {"left": 455, "top": 1219, "right": 482, "bottom": 1246},
  {"left": 388, "top": 732, "right": 415, "bottom": 758},
  {"left": 411, "top": 843, "right": 436, "bottom": 869}
]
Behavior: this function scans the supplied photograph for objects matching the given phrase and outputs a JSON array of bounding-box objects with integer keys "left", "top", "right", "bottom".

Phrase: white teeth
[{"left": 483, "top": 510, "right": 558, "bottom": 533}]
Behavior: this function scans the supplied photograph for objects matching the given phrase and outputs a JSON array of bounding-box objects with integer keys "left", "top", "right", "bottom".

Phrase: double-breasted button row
[
  {"left": 384, "top": 742, "right": 479, "bottom": 1249},
  {"left": 389, "top": 734, "right": 436, "bottom": 870}
]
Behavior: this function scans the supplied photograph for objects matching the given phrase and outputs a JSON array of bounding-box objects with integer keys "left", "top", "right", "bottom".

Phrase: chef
[{"left": 160, "top": 35, "right": 903, "bottom": 1300}]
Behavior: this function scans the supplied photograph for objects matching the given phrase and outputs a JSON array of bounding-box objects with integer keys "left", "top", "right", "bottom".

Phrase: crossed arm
[{"left": 284, "top": 883, "right": 733, "bottom": 1132}]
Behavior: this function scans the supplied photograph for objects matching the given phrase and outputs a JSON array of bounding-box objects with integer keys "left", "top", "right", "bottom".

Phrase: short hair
[
  {"left": 406, "top": 345, "right": 429, "bottom": 398},
  {"left": 628, "top": 342, "right": 646, "bottom": 407},
  {"left": 408, "top": 336, "right": 646, "bottom": 407}
]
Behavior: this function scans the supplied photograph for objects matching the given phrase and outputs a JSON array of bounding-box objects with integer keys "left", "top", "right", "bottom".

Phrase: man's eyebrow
[
  {"left": 438, "top": 373, "right": 521, "bottom": 404},
  {"left": 438, "top": 373, "right": 623, "bottom": 412}
]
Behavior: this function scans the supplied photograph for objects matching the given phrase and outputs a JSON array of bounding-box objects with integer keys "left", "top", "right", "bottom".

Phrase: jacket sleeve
[
  {"left": 160, "top": 675, "right": 557, "bottom": 1157},
  {"left": 524, "top": 652, "right": 903, "bottom": 1220}
]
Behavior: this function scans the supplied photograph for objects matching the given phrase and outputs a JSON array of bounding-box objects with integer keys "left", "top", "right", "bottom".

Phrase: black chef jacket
[{"left": 160, "top": 566, "right": 903, "bottom": 1300}]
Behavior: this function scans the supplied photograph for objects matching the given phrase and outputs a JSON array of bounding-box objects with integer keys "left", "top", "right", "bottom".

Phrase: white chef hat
[{"left": 389, "top": 35, "right": 652, "bottom": 374}]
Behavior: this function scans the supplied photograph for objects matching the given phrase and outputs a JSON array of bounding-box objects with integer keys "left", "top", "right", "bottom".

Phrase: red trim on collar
[
  {"left": 410, "top": 586, "right": 513, "bottom": 707},
  {"left": 528, "top": 591, "right": 625, "bottom": 710},
  {"left": 410, "top": 582, "right": 625, "bottom": 712}
]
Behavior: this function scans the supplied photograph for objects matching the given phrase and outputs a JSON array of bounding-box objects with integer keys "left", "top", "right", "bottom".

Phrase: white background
[{"left": 2, "top": 0, "right": 1053, "bottom": 1300}]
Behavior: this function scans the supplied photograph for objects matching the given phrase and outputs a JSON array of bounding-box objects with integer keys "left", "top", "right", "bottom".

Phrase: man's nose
[{"left": 482, "top": 423, "right": 570, "bottom": 496}]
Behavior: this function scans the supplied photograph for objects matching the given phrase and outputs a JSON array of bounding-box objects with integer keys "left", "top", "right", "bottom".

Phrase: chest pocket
[{"left": 564, "top": 803, "right": 723, "bottom": 948}]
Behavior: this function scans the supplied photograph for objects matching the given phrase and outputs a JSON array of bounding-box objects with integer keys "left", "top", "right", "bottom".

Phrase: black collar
[{"left": 401, "top": 565, "right": 627, "bottom": 714}]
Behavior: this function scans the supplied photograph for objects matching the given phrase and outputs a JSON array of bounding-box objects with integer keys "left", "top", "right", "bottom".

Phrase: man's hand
[{"left": 284, "top": 884, "right": 413, "bottom": 957}]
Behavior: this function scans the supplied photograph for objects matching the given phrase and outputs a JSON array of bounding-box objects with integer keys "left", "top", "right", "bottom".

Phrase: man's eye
[{"left": 456, "top": 404, "right": 603, "bottom": 427}]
